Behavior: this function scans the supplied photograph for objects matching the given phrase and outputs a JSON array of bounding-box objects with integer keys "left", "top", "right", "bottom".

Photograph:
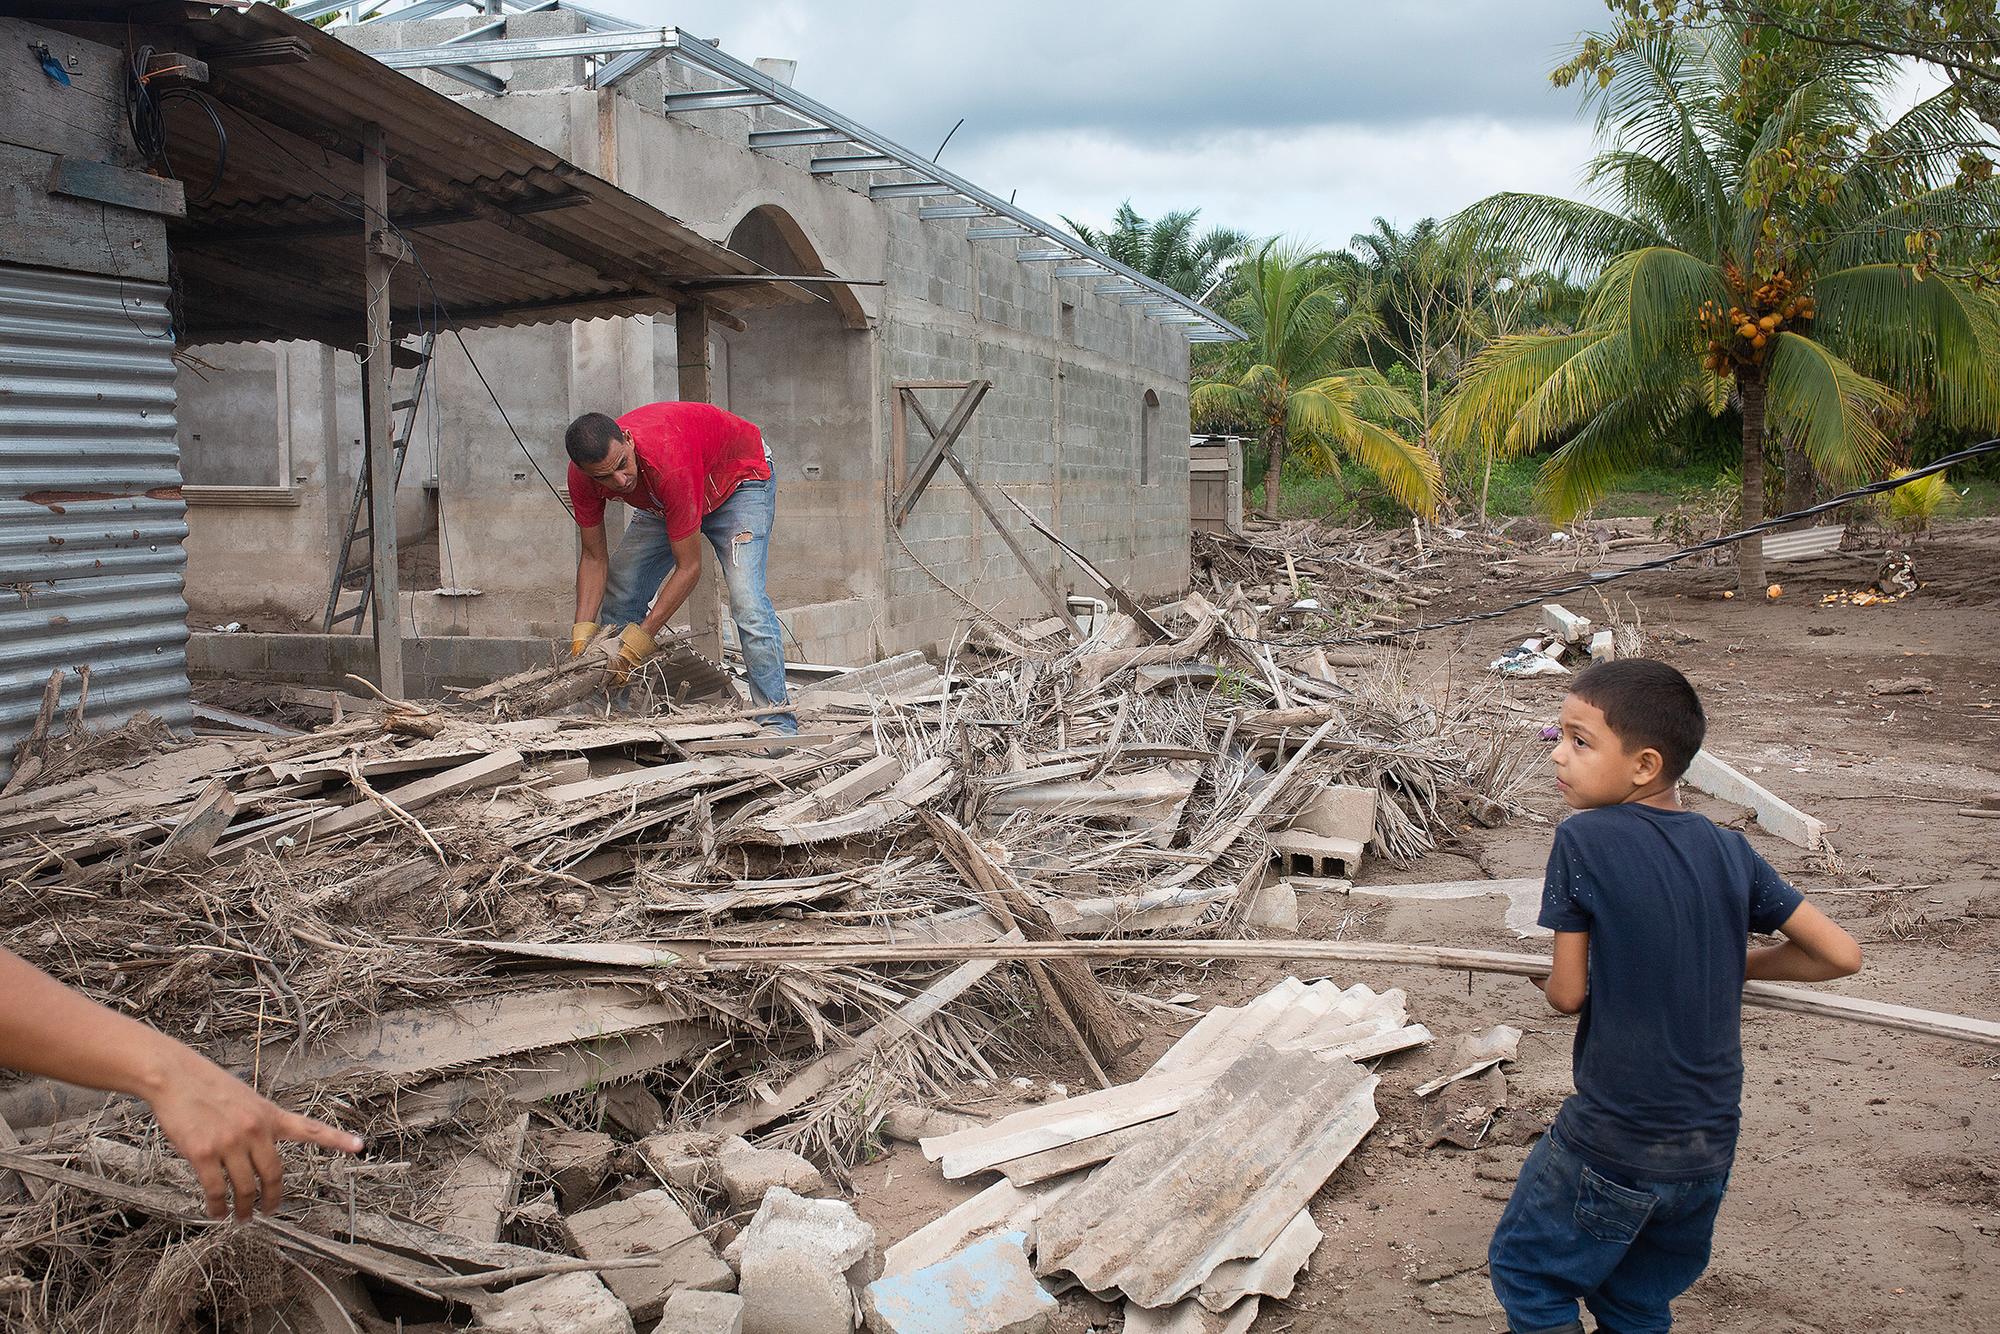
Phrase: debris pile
[{"left": 0, "top": 595, "right": 1539, "bottom": 1330}]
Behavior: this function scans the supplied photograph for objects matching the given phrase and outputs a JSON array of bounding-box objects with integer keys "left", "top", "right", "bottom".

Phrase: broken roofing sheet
[{"left": 909, "top": 977, "right": 1408, "bottom": 1322}]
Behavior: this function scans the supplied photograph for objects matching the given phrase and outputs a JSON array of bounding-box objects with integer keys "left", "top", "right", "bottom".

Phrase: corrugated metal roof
[
  {"left": 0, "top": 263, "right": 193, "bottom": 778},
  {"left": 33, "top": 3, "right": 815, "bottom": 346},
  {"left": 1034, "top": 1042, "right": 1377, "bottom": 1309}
]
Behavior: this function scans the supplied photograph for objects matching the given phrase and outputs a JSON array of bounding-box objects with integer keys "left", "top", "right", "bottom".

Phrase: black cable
[
  {"left": 123, "top": 43, "right": 227, "bottom": 205},
  {"left": 1221, "top": 437, "right": 2000, "bottom": 649}
]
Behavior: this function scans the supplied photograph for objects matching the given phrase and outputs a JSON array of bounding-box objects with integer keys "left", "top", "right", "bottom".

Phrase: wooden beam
[
  {"left": 698, "top": 939, "right": 2000, "bottom": 1049},
  {"left": 901, "top": 388, "right": 1084, "bottom": 641},
  {"left": 362, "top": 121, "right": 404, "bottom": 700},
  {"left": 176, "top": 190, "right": 589, "bottom": 245},
  {"left": 674, "top": 302, "right": 723, "bottom": 664},
  {"left": 46, "top": 156, "right": 185, "bottom": 218},
  {"left": 891, "top": 381, "right": 990, "bottom": 526}
]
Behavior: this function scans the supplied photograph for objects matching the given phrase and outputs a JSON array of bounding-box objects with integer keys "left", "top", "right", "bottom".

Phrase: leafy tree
[
  {"left": 1438, "top": 19, "right": 2000, "bottom": 592},
  {"left": 1062, "top": 202, "right": 1249, "bottom": 301},
  {"left": 1193, "top": 240, "right": 1441, "bottom": 518},
  {"left": 1557, "top": 1, "right": 2000, "bottom": 280}
]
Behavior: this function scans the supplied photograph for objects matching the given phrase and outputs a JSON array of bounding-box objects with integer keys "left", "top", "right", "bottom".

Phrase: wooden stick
[{"left": 697, "top": 939, "right": 2000, "bottom": 1049}]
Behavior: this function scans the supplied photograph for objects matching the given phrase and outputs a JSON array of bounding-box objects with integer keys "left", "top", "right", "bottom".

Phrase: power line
[{"left": 1220, "top": 437, "right": 2000, "bottom": 649}]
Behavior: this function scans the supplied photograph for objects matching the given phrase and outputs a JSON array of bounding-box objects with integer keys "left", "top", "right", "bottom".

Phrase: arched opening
[
  {"left": 715, "top": 205, "right": 878, "bottom": 654},
  {"left": 1140, "top": 388, "right": 1161, "bottom": 488}
]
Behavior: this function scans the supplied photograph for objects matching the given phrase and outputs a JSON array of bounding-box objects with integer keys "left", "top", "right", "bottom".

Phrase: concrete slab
[
  {"left": 862, "top": 1230, "right": 1054, "bottom": 1334},
  {"left": 562, "top": 1188, "right": 734, "bottom": 1322},
  {"left": 660, "top": 1290, "right": 745, "bottom": 1334},
  {"left": 472, "top": 1271, "right": 634, "bottom": 1334}
]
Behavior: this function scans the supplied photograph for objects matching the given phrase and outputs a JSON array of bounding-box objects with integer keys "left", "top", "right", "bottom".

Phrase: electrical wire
[
  {"left": 1220, "top": 437, "right": 2000, "bottom": 649},
  {"left": 123, "top": 42, "right": 228, "bottom": 205}
]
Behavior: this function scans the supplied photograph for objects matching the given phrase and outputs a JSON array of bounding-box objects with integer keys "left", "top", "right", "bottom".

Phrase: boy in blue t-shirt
[{"left": 1488, "top": 659, "right": 1861, "bottom": 1334}]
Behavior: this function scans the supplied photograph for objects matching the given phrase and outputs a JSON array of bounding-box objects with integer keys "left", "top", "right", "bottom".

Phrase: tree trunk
[
  {"left": 1260, "top": 421, "right": 1286, "bottom": 519},
  {"left": 1736, "top": 368, "right": 1767, "bottom": 596}
]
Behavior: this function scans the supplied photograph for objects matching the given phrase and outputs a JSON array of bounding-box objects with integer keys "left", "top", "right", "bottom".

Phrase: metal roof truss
[{"left": 344, "top": 0, "right": 1243, "bottom": 342}]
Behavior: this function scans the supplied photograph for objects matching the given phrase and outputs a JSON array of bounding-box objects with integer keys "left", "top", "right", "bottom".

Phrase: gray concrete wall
[{"left": 176, "top": 20, "right": 1194, "bottom": 666}]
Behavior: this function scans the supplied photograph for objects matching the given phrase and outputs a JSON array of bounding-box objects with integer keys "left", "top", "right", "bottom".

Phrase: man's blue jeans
[
  {"left": 1488, "top": 1126, "right": 1730, "bottom": 1334},
  {"left": 601, "top": 477, "right": 795, "bottom": 732}
]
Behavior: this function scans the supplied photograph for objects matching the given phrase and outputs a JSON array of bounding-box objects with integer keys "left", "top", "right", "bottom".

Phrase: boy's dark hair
[
  {"left": 1569, "top": 658, "right": 1706, "bottom": 781},
  {"left": 564, "top": 412, "right": 623, "bottom": 466}
]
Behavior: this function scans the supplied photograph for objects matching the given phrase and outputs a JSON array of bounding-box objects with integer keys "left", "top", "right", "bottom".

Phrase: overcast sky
[{"left": 575, "top": 0, "right": 1610, "bottom": 251}]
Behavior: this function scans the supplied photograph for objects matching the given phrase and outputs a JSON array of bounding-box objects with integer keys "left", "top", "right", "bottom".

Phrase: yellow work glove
[
  {"left": 607, "top": 623, "right": 656, "bottom": 688},
  {"left": 570, "top": 621, "right": 599, "bottom": 656}
]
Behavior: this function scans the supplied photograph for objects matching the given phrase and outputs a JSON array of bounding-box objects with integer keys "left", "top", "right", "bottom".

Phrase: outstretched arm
[
  {"left": 1746, "top": 901, "right": 1862, "bottom": 982},
  {"left": 0, "top": 949, "right": 362, "bottom": 1220}
]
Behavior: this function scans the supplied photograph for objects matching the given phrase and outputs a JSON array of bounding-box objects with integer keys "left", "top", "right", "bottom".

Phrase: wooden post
[
  {"left": 361, "top": 122, "right": 405, "bottom": 700},
  {"left": 675, "top": 302, "right": 722, "bottom": 663}
]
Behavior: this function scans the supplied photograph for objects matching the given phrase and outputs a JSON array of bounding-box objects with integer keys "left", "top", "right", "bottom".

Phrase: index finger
[{"left": 274, "top": 1111, "right": 364, "bottom": 1156}]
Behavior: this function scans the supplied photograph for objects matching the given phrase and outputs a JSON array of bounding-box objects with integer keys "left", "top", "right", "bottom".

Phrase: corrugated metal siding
[{"left": 0, "top": 263, "right": 192, "bottom": 778}]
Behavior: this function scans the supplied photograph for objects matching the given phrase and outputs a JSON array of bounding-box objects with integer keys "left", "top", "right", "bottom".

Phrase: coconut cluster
[{"left": 1697, "top": 267, "right": 1816, "bottom": 374}]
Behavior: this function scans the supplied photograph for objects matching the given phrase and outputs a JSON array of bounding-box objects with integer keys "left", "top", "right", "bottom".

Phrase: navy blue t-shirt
[{"left": 1540, "top": 803, "right": 1804, "bottom": 1180}]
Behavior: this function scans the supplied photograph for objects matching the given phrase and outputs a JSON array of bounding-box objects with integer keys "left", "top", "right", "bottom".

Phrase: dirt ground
[{"left": 849, "top": 517, "right": 2000, "bottom": 1332}]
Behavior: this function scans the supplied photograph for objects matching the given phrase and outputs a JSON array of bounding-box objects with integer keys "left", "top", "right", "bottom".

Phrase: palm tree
[
  {"left": 1062, "top": 203, "right": 1249, "bottom": 301},
  {"left": 1193, "top": 240, "right": 1442, "bottom": 518},
  {"left": 1437, "top": 21, "right": 2000, "bottom": 592}
]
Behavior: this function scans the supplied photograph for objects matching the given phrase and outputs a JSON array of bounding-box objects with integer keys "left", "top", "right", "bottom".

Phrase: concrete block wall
[{"left": 175, "top": 20, "right": 1195, "bottom": 667}]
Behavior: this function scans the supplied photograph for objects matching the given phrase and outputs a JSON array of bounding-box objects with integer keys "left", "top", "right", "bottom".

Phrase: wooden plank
[
  {"left": 1684, "top": 749, "right": 1828, "bottom": 849},
  {"left": 809, "top": 754, "right": 904, "bottom": 815},
  {"left": 151, "top": 778, "right": 237, "bottom": 867},
  {"left": 704, "top": 928, "right": 1022, "bottom": 1138},
  {"left": 701, "top": 938, "right": 2000, "bottom": 1048},
  {"left": 46, "top": 154, "right": 185, "bottom": 217},
  {"left": 192, "top": 702, "right": 299, "bottom": 736},
  {"left": 425, "top": 1112, "right": 529, "bottom": 1246},
  {"left": 891, "top": 380, "right": 992, "bottom": 526},
  {"left": 256, "top": 984, "right": 690, "bottom": 1090},
  {"left": 305, "top": 749, "right": 523, "bottom": 843},
  {"left": 362, "top": 120, "right": 404, "bottom": 700},
  {"left": 389, "top": 1026, "right": 721, "bottom": 1132}
]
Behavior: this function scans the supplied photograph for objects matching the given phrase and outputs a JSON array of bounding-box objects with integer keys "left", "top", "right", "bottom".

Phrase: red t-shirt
[{"left": 567, "top": 402, "right": 770, "bottom": 540}]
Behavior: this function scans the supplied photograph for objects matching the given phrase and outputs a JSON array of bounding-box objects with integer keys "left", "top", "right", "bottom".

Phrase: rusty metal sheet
[{"left": 0, "top": 263, "right": 193, "bottom": 780}]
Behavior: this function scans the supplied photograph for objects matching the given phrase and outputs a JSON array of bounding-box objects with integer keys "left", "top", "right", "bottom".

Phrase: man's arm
[
  {"left": 573, "top": 522, "right": 610, "bottom": 626},
  {"left": 1533, "top": 930, "right": 1589, "bottom": 1013},
  {"left": 637, "top": 530, "right": 706, "bottom": 637},
  {"left": 1746, "top": 901, "right": 1862, "bottom": 982},
  {"left": 0, "top": 949, "right": 362, "bottom": 1220}
]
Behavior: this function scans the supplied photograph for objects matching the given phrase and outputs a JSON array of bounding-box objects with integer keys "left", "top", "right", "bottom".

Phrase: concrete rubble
[
  {"left": 862, "top": 1231, "right": 1055, "bottom": 1334},
  {"left": 471, "top": 1271, "right": 636, "bottom": 1334},
  {"left": 737, "top": 1187, "right": 881, "bottom": 1334},
  {"left": 660, "top": 1290, "right": 747, "bottom": 1334},
  {"left": 718, "top": 1135, "right": 827, "bottom": 1207},
  {"left": 562, "top": 1189, "right": 735, "bottom": 1321}
]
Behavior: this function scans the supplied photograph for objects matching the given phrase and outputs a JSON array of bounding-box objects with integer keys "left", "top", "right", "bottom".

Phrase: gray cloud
[
  {"left": 590, "top": 1, "right": 1606, "bottom": 143},
  {"left": 557, "top": 1, "right": 1616, "bottom": 248}
]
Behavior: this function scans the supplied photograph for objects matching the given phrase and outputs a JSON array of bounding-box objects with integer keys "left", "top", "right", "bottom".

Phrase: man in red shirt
[{"left": 563, "top": 403, "right": 794, "bottom": 730}]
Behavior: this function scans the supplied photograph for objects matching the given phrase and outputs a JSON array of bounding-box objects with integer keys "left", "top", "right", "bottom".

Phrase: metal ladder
[{"left": 323, "top": 331, "right": 437, "bottom": 633}]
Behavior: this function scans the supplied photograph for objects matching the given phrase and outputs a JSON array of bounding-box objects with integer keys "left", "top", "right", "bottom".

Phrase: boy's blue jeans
[
  {"left": 601, "top": 477, "right": 796, "bottom": 732},
  {"left": 1489, "top": 1126, "right": 1730, "bottom": 1334}
]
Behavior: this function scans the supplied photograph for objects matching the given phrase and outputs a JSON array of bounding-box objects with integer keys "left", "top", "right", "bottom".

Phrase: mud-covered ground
[{"left": 852, "top": 517, "right": 2000, "bottom": 1332}]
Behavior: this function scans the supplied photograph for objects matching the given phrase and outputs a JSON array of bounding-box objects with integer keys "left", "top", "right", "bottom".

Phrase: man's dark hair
[
  {"left": 1569, "top": 658, "right": 1706, "bottom": 781},
  {"left": 564, "top": 412, "right": 623, "bottom": 466}
]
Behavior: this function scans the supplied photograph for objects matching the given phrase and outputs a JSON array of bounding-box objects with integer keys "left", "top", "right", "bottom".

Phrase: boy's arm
[
  {"left": 1746, "top": 901, "right": 1862, "bottom": 982},
  {"left": 1534, "top": 930, "right": 1589, "bottom": 1013}
]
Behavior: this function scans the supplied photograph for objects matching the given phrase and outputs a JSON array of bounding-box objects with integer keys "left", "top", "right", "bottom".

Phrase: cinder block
[
  {"left": 1272, "top": 831, "right": 1365, "bottom": 880},
  {"left": 1289, "top": 783, "right": 1377, "bottom": 845},
  {"left": 561, "top": 1189, "right": 734, "bottom": 1322}
]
